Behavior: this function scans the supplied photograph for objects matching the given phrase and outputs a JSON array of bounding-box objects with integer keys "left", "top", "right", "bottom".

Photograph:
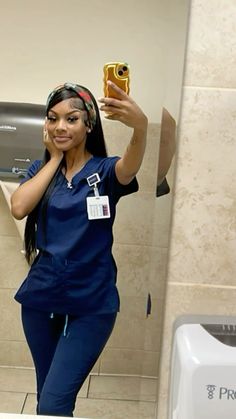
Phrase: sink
[{"left": 0, "top": 180, "right": 26, "bottom": 240}]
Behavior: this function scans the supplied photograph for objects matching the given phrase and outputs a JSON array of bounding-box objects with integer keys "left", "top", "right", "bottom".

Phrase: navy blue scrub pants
[{"left": 21, "top": 306, "right": 117, "bottom": 417}]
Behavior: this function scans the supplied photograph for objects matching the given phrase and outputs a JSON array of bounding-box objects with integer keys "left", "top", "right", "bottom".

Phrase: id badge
[{"left": 86, "top": 195, "right": 110, "bottom": 220}]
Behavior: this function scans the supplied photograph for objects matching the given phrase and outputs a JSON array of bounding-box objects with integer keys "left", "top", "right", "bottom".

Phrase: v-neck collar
[
  {"left": 61, "top": 156, "right": 96, "bottom": 184},
  {"left": 60, "top": 156, "right": 109, "bottom": 190}
]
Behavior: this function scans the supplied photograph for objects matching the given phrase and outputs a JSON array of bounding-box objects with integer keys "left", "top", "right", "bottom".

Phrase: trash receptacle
[{"left": 169, "top": 316, "right": 236, "bottom": 419}]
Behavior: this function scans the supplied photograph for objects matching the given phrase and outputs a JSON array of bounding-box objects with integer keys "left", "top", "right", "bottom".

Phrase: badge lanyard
[{"left": 86, "top": 173, "right": 111, "bottom": 220}]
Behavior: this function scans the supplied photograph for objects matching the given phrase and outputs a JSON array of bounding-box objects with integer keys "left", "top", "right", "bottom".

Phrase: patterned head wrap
[{"left": 46, "top": 82, "right": 97, "bottom": 128}]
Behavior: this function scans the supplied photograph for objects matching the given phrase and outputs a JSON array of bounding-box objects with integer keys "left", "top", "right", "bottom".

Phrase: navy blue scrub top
[{"left": 15, "top": 156, "right": 138, "bottom": 315}]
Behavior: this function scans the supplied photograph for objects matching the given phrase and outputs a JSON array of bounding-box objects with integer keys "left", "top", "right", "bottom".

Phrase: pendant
[{"left": 67, "top": 181, "right": 73, "bottom": 189}]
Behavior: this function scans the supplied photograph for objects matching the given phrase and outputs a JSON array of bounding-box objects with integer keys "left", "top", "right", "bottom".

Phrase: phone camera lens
[
  {"left": 118, "top": 70, "right": 124, "bottom": 76},
  {"left": 123, "top": 66, "right": 128, "bottom": 72}
]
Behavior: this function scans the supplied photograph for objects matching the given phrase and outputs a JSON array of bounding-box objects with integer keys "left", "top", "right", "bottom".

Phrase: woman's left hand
[{"left": 98, "top": 81, "right": 148, "bottom": 132}]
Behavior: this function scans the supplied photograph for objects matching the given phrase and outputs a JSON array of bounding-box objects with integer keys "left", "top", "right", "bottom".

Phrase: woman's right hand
[
  {"left": 43, "top": 127, "right": 64, "bottom": 160},
  {"left": 10, "top": 126, "right": 64, "bottom": 220}
]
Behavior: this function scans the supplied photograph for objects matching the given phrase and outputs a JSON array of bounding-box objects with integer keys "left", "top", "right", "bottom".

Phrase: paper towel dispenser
[{"left": 0, "top": 102, "right": 45, "bottom": 180}]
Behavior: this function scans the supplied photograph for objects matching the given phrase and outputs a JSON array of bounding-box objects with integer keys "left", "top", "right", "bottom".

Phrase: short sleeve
[
  {"left": 20, "top": 160, "right": 42, "bottom": 185},
  {"left": 105, "top": 157, "right": 139, "bottom": 202},
  {"left": 156, "top": 177, "right": 170, "bottom": 197}
]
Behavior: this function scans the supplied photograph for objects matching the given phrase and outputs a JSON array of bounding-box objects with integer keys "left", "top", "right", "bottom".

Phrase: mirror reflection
[
  {"left": 0, "top": 0, "right": 190, "bottom": 417},
  {"left": 156, "top": 108, "right": 176, "bottom": 197}
]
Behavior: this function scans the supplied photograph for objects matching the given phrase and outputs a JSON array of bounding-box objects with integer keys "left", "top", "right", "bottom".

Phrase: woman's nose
[{"left": 55, "top": 118, "right": 67, "bottom": 131}]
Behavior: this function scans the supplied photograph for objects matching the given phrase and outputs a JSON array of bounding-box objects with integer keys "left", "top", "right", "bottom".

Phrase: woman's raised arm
[{"left": 98, "top": 81, "right": 148, "bottom": 185}]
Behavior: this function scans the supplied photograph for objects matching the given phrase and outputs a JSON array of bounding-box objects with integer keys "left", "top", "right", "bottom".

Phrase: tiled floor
[{"left": 0, "top": 367, "right": 157, "bottom": 418}]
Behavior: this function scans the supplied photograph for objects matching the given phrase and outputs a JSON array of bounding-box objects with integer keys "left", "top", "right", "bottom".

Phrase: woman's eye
[
  {"left": 47, "top": 115, "right": 79, "bottom": 123},
  {"left": 68, "top": 116, "right": 79, "bottom": 123},
  {"left": 47, "top": 116, "right": 56, "bottom": 122}
]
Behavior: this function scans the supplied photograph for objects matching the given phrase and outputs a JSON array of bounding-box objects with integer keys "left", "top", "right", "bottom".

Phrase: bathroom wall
[
  {"left": 156, "top": 0, "right": 236, "bottom": 417},
  {"left": 0, "top": 0, "right": 187, "bottom": 123},
  {"left": 0, "top": 191, "right": 30, "bottom": 366}
]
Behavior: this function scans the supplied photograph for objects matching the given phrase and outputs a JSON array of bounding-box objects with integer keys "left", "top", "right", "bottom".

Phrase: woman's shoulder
[
  {"left": 28, "top": 159, "right": 43, "bottom": 173},
  {"left": 88, "top": 156, "right": 121, "bottom": 177},
  {"left": 92, "top": 155, "right": 120, "bottom": 167},
  {"left": 30, "top": 159, "right": 43, "bottom": 168},
  {"left": 21, "top": 160, "right": 42, "bottom": 183}
]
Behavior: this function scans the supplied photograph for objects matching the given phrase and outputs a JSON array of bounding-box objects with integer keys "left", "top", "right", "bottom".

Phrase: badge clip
[{"left": 87, "top": 173, "right": 101, "bottom": 198}]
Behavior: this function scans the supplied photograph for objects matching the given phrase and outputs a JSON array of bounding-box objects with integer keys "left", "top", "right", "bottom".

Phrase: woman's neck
[
  {"left": 62, "top": 149, "right": 93, "bottom": 183},
  {"left": 64, "top": 148, "right": 92, "bottom": 171}
]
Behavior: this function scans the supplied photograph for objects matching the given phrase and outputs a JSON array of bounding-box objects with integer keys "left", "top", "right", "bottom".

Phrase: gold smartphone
[{"left": 103, "top": 62, "right": 130, "bottom": 99}]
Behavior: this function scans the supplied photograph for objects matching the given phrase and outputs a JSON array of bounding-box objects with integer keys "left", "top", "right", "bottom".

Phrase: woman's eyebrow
[{"left": 48, "top": 109, "right": 82, "bottom": 116}]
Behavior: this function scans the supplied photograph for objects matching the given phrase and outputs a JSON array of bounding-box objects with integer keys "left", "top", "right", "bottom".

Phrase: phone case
[{"left": 103, "top": 62, "right": 130, "bottom": 98}]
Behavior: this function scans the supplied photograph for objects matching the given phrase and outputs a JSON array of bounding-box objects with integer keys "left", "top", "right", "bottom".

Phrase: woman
[{"left": 11, "top": 81, "right": 147, "bottom": 417}]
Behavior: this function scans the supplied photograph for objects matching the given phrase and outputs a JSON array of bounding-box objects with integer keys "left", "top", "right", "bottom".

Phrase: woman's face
[{"left": 46, "top": 98, "right": 90, "bottom": 152}]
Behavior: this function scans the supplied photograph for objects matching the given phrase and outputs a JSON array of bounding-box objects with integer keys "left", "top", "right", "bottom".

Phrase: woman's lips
[{"left": 54, "top": 136, "right": 71, "bottom": 142}]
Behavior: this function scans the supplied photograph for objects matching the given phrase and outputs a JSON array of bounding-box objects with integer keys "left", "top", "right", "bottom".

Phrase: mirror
[{"left": 0, "top": 0, "right": 190, "bottom": 417}]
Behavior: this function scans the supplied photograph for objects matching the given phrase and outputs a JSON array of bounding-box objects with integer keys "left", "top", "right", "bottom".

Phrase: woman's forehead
[{"left": 49, "top": 98, "right": 85, "bottom": 113}]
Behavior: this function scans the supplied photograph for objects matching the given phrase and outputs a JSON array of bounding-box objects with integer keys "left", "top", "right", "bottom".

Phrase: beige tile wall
[
  {"left": 0, "top": 192, "right": 31, "bottom": 367},
  {"left": 156, "top": 0, "right": 236, "bottom": 418},
  {"left": 0, "top": 122, "right": 172, "bottom": 380}
]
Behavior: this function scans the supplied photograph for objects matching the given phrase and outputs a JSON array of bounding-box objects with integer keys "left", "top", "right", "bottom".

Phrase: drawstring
[
  {"left": 63, "top": 314, "right": 69, "bottom": 336},
  {"left": 49, "top": 313, "right": 69, "bottom": 336}
]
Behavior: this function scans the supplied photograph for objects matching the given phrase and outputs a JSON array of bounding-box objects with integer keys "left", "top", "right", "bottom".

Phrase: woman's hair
[{"left": 24, "top": 84, "right": 107, "bottom": 265}]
